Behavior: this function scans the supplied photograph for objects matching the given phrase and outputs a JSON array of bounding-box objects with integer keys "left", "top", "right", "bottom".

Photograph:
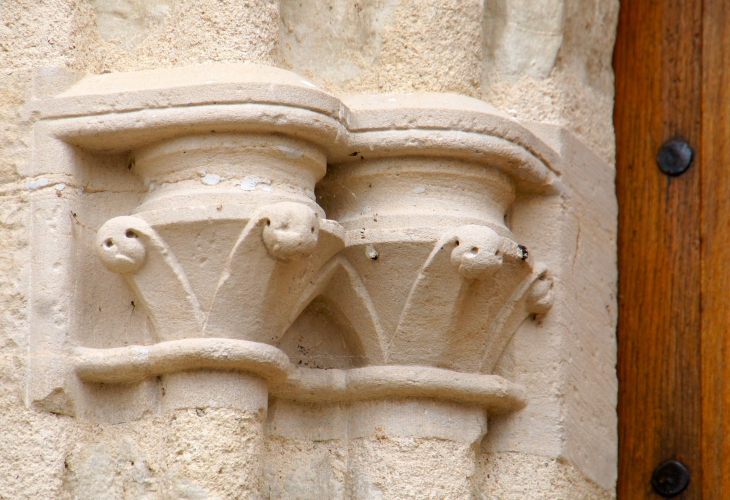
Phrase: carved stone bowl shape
[
  {"left": 94, "top": 133, "right": 345, "bottom": 346},
  {"left": 319, "top": 156, "right": 554, "bottom": 373}
]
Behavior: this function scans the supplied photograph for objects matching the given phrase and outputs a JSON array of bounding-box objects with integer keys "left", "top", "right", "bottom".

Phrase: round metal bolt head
[
  {"left": 651, "top": 459, "right": 690, "bottom": 497},
  {"left": 657, "top": 139, "right": 693, "bottom": 176}
]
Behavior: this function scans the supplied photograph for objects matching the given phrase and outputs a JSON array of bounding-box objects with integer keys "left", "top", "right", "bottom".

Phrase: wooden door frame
[{"left": 615, "top": 0, "right": 730, "bottom": 497}]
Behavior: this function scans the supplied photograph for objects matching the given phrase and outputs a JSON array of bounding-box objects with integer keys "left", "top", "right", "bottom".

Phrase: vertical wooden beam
[
  {"left": 701, "top": 0, "right": 730, "bottom": 496},
  {"left": 615, "top": 0, "right": 703, "bottom": 497}
]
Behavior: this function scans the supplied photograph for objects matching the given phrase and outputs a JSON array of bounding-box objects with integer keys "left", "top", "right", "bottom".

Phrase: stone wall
[{"left": 0, "top": 1, "right": 619, "bottom": 498}]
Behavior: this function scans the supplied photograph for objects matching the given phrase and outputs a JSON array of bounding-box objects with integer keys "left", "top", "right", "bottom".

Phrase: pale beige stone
[
  {"left": 16, "top": 62, "right": 612, "bottom": 497},
  {"left": 264, "top": 437, "right": 347, "bottom": 500},
  {"left": 347, "top": 437, "right": 479, "bottom": 499},
  {"left": 90, "top": 0, "right": 173, "bottom": 52},
  {"left": 484, "top": 0, "right": 565, "bottom": 80},
  {"left": 478, "top": 452, "right": 614, "bottom": 499},
  {"left": 0, "top": 2, "right": 618, "bottom": 498},
  {"left": 164, "top": 407, "right": 266, "bottom": 500},
  {"left": 24, "top": 64, "right": 566, "bottom": 497},
  {"left": 281, "top": 0, "right": 483, "bottom": 97}
]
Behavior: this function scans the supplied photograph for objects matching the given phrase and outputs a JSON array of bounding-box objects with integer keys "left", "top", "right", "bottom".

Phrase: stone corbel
[{"left": 28, "top": 63, "right": 561, "bottom": 496}]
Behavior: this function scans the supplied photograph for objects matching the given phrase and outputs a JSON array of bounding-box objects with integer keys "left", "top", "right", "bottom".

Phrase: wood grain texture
[
  {"left": 701, "top": 1, "right": 730, "bottom": 497},
  {"left": 615, "top": 0, "right": 703, "bottom": 498}
]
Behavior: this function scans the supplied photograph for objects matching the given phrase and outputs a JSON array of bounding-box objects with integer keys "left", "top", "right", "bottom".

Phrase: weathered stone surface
[
  {"left": 478, "top": 452, "right": 614, "bottom": 499},
  {"left": 0, "top": 2, "right": 618, "bottom": 498}
]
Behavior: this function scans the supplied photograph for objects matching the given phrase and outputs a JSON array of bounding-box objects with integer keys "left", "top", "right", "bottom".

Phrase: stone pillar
[
  {"left": 346, "top": 399, "right": 486, "bottom": 499},
  {"left": 162, "top": 371, "right": 268, "bottom": 499}
]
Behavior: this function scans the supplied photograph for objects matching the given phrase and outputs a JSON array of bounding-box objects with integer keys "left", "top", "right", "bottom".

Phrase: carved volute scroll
[{"left": 29, "top": 64, "right": 560, "bottom": 421}]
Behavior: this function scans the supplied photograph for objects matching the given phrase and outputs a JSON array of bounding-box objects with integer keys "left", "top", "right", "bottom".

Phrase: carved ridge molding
[{"left": 74, "top": 338, "right": 526, "bottom": 412}]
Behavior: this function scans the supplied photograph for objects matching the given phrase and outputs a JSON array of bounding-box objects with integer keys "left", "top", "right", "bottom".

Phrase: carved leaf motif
[
  {"left": 384, "top": 225, "right": 552, "bottom": 371},
  {"left": 477, "top": 263, "right": 554, "bottom": 373},
  {"left": 96, "top": 216, "right": 204, "bottom": 341},
  {"left": 204, "top": 202, "right": 345, "bottom": 344},
  {"left": 290, "top": 256, "right": 386, "bottom": 366},
  {"left": 94, "top": 213, "right": 553, "bottom": 376},
  {"left": 387, "top": 225, "right": 520, "bottom": 366}
]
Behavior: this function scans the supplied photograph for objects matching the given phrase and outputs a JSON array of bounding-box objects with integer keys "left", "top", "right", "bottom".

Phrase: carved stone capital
[{"left": 27, "top": 65, "right": 568, "bottom": 495}]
